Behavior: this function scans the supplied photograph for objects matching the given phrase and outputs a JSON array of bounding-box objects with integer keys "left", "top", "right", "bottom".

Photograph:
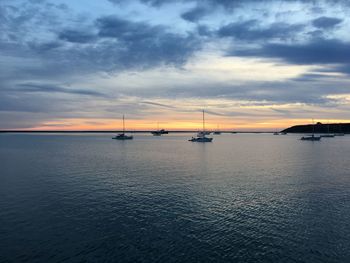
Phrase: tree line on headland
[{"left": 282, "top": 123, "right": 349, "bottom": 134}]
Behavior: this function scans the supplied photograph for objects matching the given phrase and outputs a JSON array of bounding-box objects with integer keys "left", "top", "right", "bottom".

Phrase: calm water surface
[{"left": 1, "top": 133, "right": 350, "bottom": 262}]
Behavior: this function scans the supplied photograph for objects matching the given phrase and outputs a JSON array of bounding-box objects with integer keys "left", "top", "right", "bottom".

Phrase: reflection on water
[{"left": 1, "top": 133, "right": 350, "bottom": 262}]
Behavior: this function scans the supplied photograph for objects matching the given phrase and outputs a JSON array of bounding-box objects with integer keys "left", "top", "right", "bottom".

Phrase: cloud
[
  {"left": 232, "top": 39, "right": 350, "bottom": 65},
  {"left": 94, "top": 15, "right": 201, "bottom": 68},
  {"left": 121, "top": 76, "right": 349, "bottom": 105},
  {"left": 181, "top": 6, "right": 209, "bottom": 22},
  {"left": 312, "top": 16, "right": 342, "bottom": 29},
  {"left": 217, "top": 20, "right": 304, "bottom": 41},
  {"left": 29, "top": 41, "right": 63, "bottom": 52},
  {"left": 204, "top": 109, "right": 227, "bottom": 116},
  {"left": 110, "top": 0, "right": 350, "bottom": 10},
  {"left": 58, "top": 29, "right": 96, "bottom": 43},
  {"left": 108, "top": 0, "right": 177, "bottom": 7},
  {"left": 0, "top": 6, "right": 202, "bottom": 84},
  {"left": 334, "top": 65, "right": 350, "bottom": 75},
  {"left": 13, "top": 83, "right": 107, "bottom": 97},
  {"left": 289, "top": 73, "right": 333, "bottom": 82},
  {"left": 140, "top": 101, "right": 176, "bottom": 109},
  {"left": 96, "top": 16, "right": 162, "bottom": 40}
]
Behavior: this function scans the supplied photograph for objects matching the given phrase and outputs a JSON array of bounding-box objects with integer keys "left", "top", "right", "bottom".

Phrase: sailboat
[
  {"left": 301, "top": 119, "right": 321, "bottom": 141},
  {"left": 112, "top": 115, "right": 133, "bottom": 140},
  {"left": 189, "top": 110, "right": 213, "bottom": 142},
  {"left": 151, "top": 122, "right": 168, "bottom": 136},
  {"left": 213, "top": 124, "right": 221, "bottom": 135}
]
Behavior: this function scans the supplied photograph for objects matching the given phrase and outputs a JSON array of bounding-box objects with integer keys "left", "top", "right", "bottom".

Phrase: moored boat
[
  {"left": 151, "top": 123, "right": 168, "bottom": 136},
  {"left": 189, "top": 110, "right": 213, "bottom": 143},
  {"left": 112, "top": 115, "right": 133, "bottom": 140},
  {"left": 213, "top": 124, "right": 221, "bottom": 135},
  {"left": 300, "top": 119, "right": 320, "bottom": 141},
  {"left": 301, "top": 134, "right": 321, "bottom": 141},
  {"left": 189, "top": 136, "right": 213, "bottom": 142}
]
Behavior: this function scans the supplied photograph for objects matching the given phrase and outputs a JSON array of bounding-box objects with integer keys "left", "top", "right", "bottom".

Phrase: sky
[{"left": 1, "top": 0, "right": 350, "bottom": 131}]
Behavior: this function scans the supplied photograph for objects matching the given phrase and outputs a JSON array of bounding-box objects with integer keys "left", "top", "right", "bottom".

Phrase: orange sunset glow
[{"left": 21, "top": 118, "right": 350, "bottom": 132}]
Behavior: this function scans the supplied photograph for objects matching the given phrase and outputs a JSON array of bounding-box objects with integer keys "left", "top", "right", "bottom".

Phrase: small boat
[
  {"left": 273, "top": 132, "right": 279, "bottom": 135},
  {"left": 189, "top": 136, "right": 213, "bottom": 142},
  {"left": 113, "top": 133, "right": 133, "bottom": 140},
  {"left": 197, "top": 131, "right": 211, "bottom": 136},
  {"left": 112, "top": 115, "right": 133, "bottom": 140},
  {"left": 300, "top": 119, "right": 320, "bottom": 141},
  {"left": 213, "top": 124, "right": 221, "bottom": 135},
  {"left": 301, "top": 134, "right": 321, "bottom": 141},
  {"left": 189, "top": 110, "right": 213, "bottom": 143},
  {"left": 151, "top": 131, "right": 162, "bottom": 136},
  {"left": 151, "top": 123, "right": 168, "bottom": 136},
  {"left": 159, "top": 129, "right": 168, "bottom": 134}
]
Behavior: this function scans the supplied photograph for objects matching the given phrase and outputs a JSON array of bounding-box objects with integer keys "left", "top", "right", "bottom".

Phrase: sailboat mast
[
  {"left": 328, "top": 122, "right": 330, "bottom": 134},
  {"left": 123, "top": 115, "right": 125, "bottom": 134},
  {"left": 202, "top": 109, "right": 205, "bottom": 132}
]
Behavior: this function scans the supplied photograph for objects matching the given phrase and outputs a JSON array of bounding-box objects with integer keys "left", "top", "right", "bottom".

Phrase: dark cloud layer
[
  {"left": 0, "top": 3, "right": 202, "bottom": 84},
  {"left": 181, "top": 6, "right": 209, "bottom": 22},
  {"left": 13, "top": 83, "right": 107, "bottom": 97},
  {"left": 232, "top": 39, "right": 350, "bottom": 65},
  {"left": 111, "top": 0, "right": 350, "bottom": 9},
  {"left": 94, "top": 15, "right": 201, "bottom": 68},
  {"left": 218, "top": 20, "right": 304, "bottom": 41},
  {"left": 312, "top": 16, "right": 343, "bottom": 29},
  {"left": 58, "top": 29, "right": 96, "bottom": 43}
]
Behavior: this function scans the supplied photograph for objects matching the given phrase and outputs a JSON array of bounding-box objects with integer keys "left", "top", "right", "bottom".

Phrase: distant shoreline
[{"left": 282, "top": 123, "right": 350, "bottom": 134}]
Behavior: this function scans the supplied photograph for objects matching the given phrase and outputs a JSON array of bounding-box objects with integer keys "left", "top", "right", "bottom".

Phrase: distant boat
[
  {"left": 151, "top": 131, "right": 162, "bottom": 136},
  {"left": 152, "top": 129, "right": 168, "bottom": 135},
  {"left": 198, "top": 131, "right": 211, "bottom": 136},
  {"left": 160, "top": 129, "right": 168, "bottom": 134},
  {"left": 301, "top": 134, "right": 321, "bottom": 141},
  {"left": 151, "top": 123, "right": 168, "bottom": 136},
  {"left": 273, "top": 132, "right": 279, "bottom": 135},
  {"left": 189, "top": 136, "right": 213, "bottom": 142},
  {"left": 213, "top": 124, "right": 221, "bottom": 135},
  {"left": 189, "top": 110, "right": 213, "bottom": 142},
  {"left": 301, "top": 119, "right": 321, "bottom": 141},
  {"left": 112, "top": 115, "right": 133, "bottom": 140}
]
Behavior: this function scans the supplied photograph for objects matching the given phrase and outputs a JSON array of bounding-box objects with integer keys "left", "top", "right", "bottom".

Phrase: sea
[{"left": 1, "top": 133, "right": 350, "bottom": 262}]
